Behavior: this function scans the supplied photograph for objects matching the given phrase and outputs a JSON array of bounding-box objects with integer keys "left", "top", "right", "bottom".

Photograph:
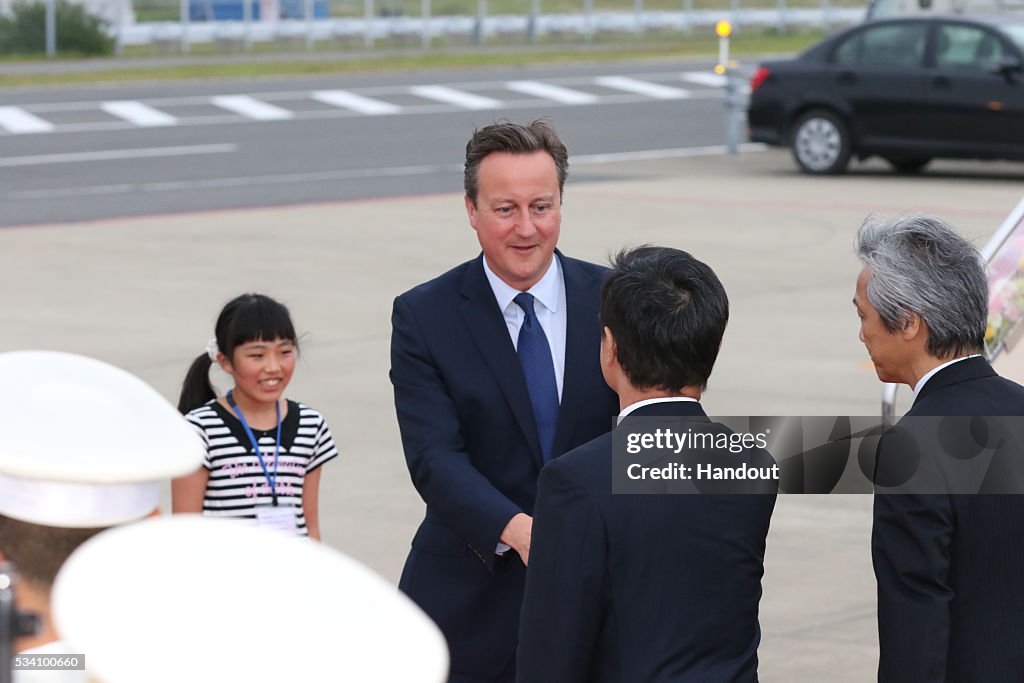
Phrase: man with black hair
[{"left": 517, "top": 246, "right": 777, "bottom": 683}]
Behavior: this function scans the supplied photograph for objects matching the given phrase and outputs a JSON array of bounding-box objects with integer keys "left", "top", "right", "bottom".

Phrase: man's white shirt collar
[
  {"left": 618, "top": 396, "right": 699, "bottom": 423},
  {"left": 483, "top": 254, "right": 561, "bottom": 315},
  {"left": 912, "top": 354, "right": 982, "bottom": 399}
]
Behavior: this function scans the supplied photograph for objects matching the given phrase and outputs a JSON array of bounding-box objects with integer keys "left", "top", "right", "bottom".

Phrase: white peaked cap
[
  {"left": 0, "top": 350, "right": 205, "bottom": 528},
  {"left": 53, "top": 516, "right": 450, "bottom": 683}
]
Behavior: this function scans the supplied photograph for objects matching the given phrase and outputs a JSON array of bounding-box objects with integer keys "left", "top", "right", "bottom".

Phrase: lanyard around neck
[{"left": 226, "top": 391, "right": 282, "bottom": 506}]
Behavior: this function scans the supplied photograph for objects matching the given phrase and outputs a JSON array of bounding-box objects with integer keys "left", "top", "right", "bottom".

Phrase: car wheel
[
  {"left": 790, "top": 109, "right": 851, "bottom": 175},
  {"left": 885, "top": 157, "right": 931, "bottom": 174}
]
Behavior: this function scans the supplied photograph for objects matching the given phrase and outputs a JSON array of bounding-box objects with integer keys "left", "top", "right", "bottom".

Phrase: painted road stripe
[
  {"left": 408, "top": 85, "right": 501, "bottom": 110},
  {"left": 594, "top": 76, "right": 691, "bottom": 100},
  {"left": 211, "top": 95, "right": 293, "bottom": 121},
  {"left": 573, "top": 143, "right": 765, "bottom": 164},
  {"left": 680, "top": 72, "right": 728, "bottom": 88},
  {"left": 7, "top": 146, "right": 768, "bottom": 201},
  {"left": 101, "top": 101, "right": 178, "bottom": 127},
  {"left": 0, "top": 144, "right": 238, "bottom": 168},
  {"left": 0, "top": 107, "right": 54, "bottom": 134},
  {"left": 506, "top": 80, "right": 598, "bottom": 105},
  {"left": 311, "top": 90, "right": 402, "bottom": 115}
]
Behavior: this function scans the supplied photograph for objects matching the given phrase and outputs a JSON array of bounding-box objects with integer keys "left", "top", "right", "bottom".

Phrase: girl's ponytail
[{"left": 178, "top": 353, "right": 216, "bottom": 414}]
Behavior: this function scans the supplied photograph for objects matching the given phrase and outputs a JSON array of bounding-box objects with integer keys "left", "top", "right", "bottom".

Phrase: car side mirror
[{"left": 991, "top": 56, "right": 1023, "bottom": 82}]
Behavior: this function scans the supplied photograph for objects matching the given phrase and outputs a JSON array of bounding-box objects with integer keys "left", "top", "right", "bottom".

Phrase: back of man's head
[
  {"left": 856, "top": 213, "right": 987, "bottom": 359},
  {"left": 0, "top": 515, "right": 104, "bottom": 591},
  {"left": 601, "top": 246, "right": 729, "bottom": 393}
]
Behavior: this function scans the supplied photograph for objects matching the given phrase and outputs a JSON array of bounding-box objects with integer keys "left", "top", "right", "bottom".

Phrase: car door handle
[
  {"left": 837, "top": 71, "right": 857, "bottom": 85},
  {"left": 933, "top": 76, "right": 952, "bottom": 89}
]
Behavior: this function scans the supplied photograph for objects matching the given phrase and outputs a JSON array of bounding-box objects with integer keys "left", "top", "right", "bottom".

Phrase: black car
[{"left": 748, "top": 16, "right": 1024, "bottom": 174}]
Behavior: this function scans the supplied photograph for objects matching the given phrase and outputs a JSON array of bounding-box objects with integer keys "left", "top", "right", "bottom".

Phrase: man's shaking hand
[{"left": 501, "top": 512, "right": 533, "bottom": 566}]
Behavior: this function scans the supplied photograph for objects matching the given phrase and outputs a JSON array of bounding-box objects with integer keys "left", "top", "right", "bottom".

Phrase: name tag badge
[{"left": 255, "top": 504, "right": 297, "bottom": 534}]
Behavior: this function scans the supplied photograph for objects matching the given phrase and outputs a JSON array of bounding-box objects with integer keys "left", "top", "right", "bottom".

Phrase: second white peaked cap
[
  {"left": 53, "top": 516, "right": 450, "bottom": 683},
  {"left": 0, "top": 350, "right": 205, "bottom": 528}
]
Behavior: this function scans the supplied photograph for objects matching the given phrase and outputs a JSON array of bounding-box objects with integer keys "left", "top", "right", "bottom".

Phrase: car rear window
[{"left": 936, "top": 24, "right": 1006, "bottom": 70}]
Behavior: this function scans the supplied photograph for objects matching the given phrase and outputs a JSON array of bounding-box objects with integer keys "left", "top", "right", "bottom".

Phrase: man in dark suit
[
  {"left": 854, "top": 213, "right": 1024, "bottom": 683},
  {"left": 517, "top": 246, "right": 777, "bottom": 683},
  {"left": 390, "top": 120, "right": 619, "bottom": 683}
]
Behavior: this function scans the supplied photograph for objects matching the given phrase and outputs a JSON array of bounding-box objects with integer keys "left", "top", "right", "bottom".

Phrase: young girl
[{"left": 172, "top": 293, "right": 338, "bottom": 540}]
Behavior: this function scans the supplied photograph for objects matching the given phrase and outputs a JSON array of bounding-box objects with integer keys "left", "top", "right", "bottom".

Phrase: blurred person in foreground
[
  {"left": 0, "top": 351, "right": 204, "bottom": 683},
  {"left": 854, "top": 214, "right": 1024, "bottom": 683},
  {"left": 517, "top": 246, "right": 777, "bottom": 683},
  {"left": 50, "top": 515, "right": 449, "bottom": 683}
]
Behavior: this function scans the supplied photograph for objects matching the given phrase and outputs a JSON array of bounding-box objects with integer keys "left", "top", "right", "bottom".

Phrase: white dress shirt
[
  {"left": 618, "top": 396, "right": 699, "bottom": 423},
  {"left": 912, "top": 354, "right": 982, "bottom": 401},
  {"left": 483, "top": 254, "right": 567, "bottom": 399}
]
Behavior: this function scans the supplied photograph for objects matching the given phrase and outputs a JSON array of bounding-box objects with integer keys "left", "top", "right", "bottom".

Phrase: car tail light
[{"left": 750, "top": 66, "right": 771, "bottom": 94}]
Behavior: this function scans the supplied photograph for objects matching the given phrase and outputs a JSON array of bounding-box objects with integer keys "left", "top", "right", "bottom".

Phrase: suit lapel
[
  {"left": 458, "top": 256, "right": 544, "bottom": 464},
  {"left": 551, "top": 254, "right": 603, "bottom": 457}
]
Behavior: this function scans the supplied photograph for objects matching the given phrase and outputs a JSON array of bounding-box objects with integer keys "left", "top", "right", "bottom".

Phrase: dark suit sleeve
[
  {"left": 872, "top": 492, "right": 955, "bottom": 683},
  {"left": 391, "top": 295, "right": 523, "bottom": 571},
  {"left": 517, "top": 460, "right": 607, "bottom": 683}
]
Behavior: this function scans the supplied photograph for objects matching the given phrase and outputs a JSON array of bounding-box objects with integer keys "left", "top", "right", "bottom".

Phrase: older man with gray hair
[{"left": 853, "top": 213, "right": 1024, "bottom": 683}]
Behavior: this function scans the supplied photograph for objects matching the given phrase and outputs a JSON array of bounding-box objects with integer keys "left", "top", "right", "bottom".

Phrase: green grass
[{"left": 0, "top": 28, "right": 824, "bottom": 87}]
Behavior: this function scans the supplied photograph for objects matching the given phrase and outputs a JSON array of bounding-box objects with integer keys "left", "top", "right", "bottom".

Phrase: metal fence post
[
  {"left": 243, "top": 0, "right": 252, "bottom": 50},
  {"left": 724, "top": 69, "right": 743, "bottom": 154},
  {"left": 474, "top": 0, "right": 486, "bottom": 44},
  {"left": 821, "top": 0, "right": 831, "bottom": 30},
  {"left": 634, "top": 0, "right": 643, "bottom": 36},
  {"left": 776, "top": 0, "right": 787, "bottom": 33},
  {"left": 527, "top": 0, "right": 539, "bottom": 42},
  {"left": 45, "top": 0, "right": 56, "bottom": 57},
  {"left": 305, "top": 0, "right": 314, "bottom": 51},
  {"left": 729, "top": 0, "right": 739, "bottom": 31},
  {"left": 114, "top": 0, "right": 124, "bottom": 56},
  {"left": 180, "top": 0, "right": 190, "bottom": 54},
  {"left": 364, "top": 0, "right": 373, "bottom": 48},
  {"left": 422, "top": 0, "right": 430, "bottom": 48},
  {"left": 682, "top": 0, "right": 692, "bottom": 36}
]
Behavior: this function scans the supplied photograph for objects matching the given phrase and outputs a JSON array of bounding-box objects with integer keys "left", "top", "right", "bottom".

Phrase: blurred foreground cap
[
  {"left": 0, "top": 350, "right": 205, "bottom": 527},
  {"left": 53, "top": 516, "right": 449, "bottom": 683}
]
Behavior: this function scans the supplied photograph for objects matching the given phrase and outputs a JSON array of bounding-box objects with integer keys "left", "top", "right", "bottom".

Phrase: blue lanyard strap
[{"left": 226, "top": 391, "right": 282, "bottom": 506}]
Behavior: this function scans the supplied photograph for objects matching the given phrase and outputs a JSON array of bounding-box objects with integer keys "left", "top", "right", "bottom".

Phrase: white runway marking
[
  {"left": 6, "top": 146, "right": 768, "bottom": 201},
  {"left": 211, "top": 95, "right": 293, "bottom": 121},
  {"left": 1, "top": 72, "right": 731, "bottom": 136},
  {"left": 0, "top": 106, "right": 54, "bottom": 134},
  {"left": 101, "top": 101, "right": 178, "bottom": 127},
  {"left": 311, "top": 90, "right": 402, "bottom": 115},
  {"left": 408, "top": 85, "right": 502, "bottom": 110},
  {"left": 505, "top": 80, "right": 599, "bottom": 105},
  {"left": 680, "top": 72, "right": 728, "bottom": 88},
  {"left": 0, "top": 144, "right": 238, "bottom": 168},
  {"left": 573, "top": 144, "right": 765, "bottom": 164},
  {"left": 594, "top": 76, "right": 691, "bottom": 100}
]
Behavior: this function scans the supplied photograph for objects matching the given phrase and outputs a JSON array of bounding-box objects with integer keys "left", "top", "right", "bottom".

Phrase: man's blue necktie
[{"left": 514, "top": 292, "right": 559, "bottom": 462}]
